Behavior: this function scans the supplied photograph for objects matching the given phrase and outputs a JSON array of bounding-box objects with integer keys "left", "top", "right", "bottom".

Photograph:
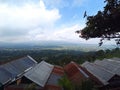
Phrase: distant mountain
[{"left": 0, "top": 41, "right": 116, "bottom": 51}]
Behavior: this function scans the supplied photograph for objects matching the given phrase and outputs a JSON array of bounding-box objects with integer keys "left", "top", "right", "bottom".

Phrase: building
[
  {"left": 45, "top": 65, "right": 64, "bottom": 90},
  {"left": 82, "top": 58, "right": 120, "bottom": 90},
  {"left": 4, "top": 60, "right": 63, "bottom": 90},
  {"left": 64, "top": 61, "right": 89, "bottom": 85},
  {"left": 1, "top": 56, "right": 120, "bottom": 90},
  {"left": 0, "top": 55, "right": 37, "bottom": 90}
]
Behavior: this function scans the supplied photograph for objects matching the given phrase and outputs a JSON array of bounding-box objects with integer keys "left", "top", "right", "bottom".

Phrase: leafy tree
[
  {"left": 76, "top": 0, "right": 120, "bottom": 46},
  {"left": 58, "top": 74, "right": 96, "bottom": 90},
  {"left": 58, "top": 75, "right": 74, "bottom": 90}
]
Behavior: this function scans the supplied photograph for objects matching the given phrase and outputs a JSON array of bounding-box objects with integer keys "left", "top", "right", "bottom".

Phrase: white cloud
[
  {"left": 29, "top": 24, "right": 85, "bottom": 42},
  {"left": 0, "top": 0, "right": 102, "bottom": 44},
  {"left": 0, "top": 0, "right": 61, "bottom": 42},
  {"left": 40, "top": 24, "right": 102, "bottom": 44},
  {"left": 49, "top": 24, "right": 82, "bottom": 42}
]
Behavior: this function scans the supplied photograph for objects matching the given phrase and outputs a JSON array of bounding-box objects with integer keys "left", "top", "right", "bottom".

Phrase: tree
[
  {"left": 58, "top": 75, "right": 74, "bottom": 90},
  {"left": 58, "top": 75, "right": 95, "bottom": 90},
  {"left": 24, "top": 83, "right": 36, "bottom": 90},
  {"left": 76, "top": 0, "right": 120, "bottom": 46}
]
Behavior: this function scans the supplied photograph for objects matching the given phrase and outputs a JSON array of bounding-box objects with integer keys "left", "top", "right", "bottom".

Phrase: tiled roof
[
  {"left": 65, "top": 61, "right": 89, "bottom": 78},
  {"left": 52, "top": 66, "right": 64, "bottom": 75}
]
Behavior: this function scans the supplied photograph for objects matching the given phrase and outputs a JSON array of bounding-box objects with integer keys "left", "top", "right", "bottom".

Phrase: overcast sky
[{"left": 0, "top": 0, "right": 108, "bottom": 44}]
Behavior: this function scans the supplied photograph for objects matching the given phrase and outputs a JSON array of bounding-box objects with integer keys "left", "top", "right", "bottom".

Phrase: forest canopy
[{"left": 76, "top": 0, "right": 120, "bottom": 46}]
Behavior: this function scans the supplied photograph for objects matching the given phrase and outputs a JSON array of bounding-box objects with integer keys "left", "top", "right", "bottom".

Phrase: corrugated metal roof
[
  {"left": 82, "top": 62, "right": 115, "bottom": 85},
  {"left": 94, "top": 59, "right": 120, "bottom": 76},
  {"left": 104, "top": 59, "right": 120, "bottom": 65},
  {"left": 24, "top": 61, "right": 54, "bottom": 87},
  {"left": 0, "top": 56, "right": 37, "bottom": 85},
  {"left": 1, "top": 63, "right": 21, "bottom": 78},
  {"left": 81, "top": 61, "right": 89, "bottom": 67},
  {"left": 47, "top": 73, "right": 62, "bottom": 85},
  {"left": 94, "top": 60, "right": 117, "bottom": 72},
  {"left": 107, "top": 59, "right": 119, "bottom": 64},
  {"left": 0, "top": 67, "right": 12, "bottom": 84},
  {"left": 112, "top": 57, "right": 120, "bottom": 61}
]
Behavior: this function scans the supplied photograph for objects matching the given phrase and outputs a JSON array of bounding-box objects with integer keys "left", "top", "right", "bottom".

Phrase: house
[
  {"left": 64, "top": 61, "right": 89, "bottom": 85},
  {"left": 1, "top": 56, "right": 120, "bottom": 90},
  {"left": 45, "top": 66, "right": 64, "bottom": 90},
  {"left": 0, "top": 55, "right": 37, "bottom": 90},
  {"left": 4, "top": 60, "right": 63, "bottom": 90},
  {"left": 82, "top": 58, "right": 120, "bottom": 90},
  {"left": 94, "top": 58, "right": 120, "bottom": 76}
]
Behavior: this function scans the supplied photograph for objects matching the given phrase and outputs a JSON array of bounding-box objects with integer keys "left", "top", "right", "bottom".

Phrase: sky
[{"left": 0, "top": 0, "right": 109, "bottom": 44}]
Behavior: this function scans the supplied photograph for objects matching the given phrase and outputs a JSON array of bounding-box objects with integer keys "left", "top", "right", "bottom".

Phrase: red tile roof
[
  {"left": 64, "top": 61, "right": 89, "bottom": 84},
  {"left": 52, "top": 66, "right": 64, "bottom": 75}
]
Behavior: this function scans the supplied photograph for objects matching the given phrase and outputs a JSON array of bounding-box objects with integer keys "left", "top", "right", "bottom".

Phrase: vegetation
[
  {"left": 76, "top": 0, "right": 120, "bottom": 46},
  {"left": 24, "top": 83, "right": 36, "bottom": 90},
  {"left": 58, "top": 75, "right": 74, "bottom": 90},
  {"left": 0, "top": 47, "right": 119, "bottom": 90},
  {"left": 59, "top": 74, "right": 95, "bottom": 90},
  {"left": 0, "top": 48, "right": 120, "bottom": 65}
]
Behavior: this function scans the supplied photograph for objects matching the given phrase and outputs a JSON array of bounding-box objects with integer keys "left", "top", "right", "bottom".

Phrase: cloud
[
  {"left": 40, "top": 24, "right": 101, "bottom": 44},
  {"left": 0, "top": 0, "right": 102, "bottom": 44},
  {"left": 0, "top": 0, "right": 39, "bottom": 6},
  {"left": 30, "top": 24, "right": 85, "bottom": 42},
  {"left": 0, "top": 0, "right": 61, "bottom": 42},
  {"left": 49, "top": 24, "right": 82, "bottom": 42},
  {"left": 12, "top": 23, "right": 84, "bottom": 43}
]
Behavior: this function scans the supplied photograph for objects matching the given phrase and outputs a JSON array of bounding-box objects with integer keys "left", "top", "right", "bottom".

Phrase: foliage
[
  {"left": 0, "top": 48, "right": 119, "bottom": 90},
  {"left": 0, "top": 48, "right": 120, "bottom": 65},
  {"left": 58, "top": 75, "right": 74, "bottom": 90},
  {"left": 24, "top": 83, "right": 36, "bottom": 90},
  {"left": 59, "top": 75, "right": 96, "bottom": 90},
  {"left": 76, "top": 0, "right": 120, "bottom": 46}
]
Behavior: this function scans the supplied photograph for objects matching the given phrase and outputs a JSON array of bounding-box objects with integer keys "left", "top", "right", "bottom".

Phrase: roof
[
  {"left": 82, "top": 62, "right": 115, "bottom": 85},
  {"left": 47, "top": 73, "right": 62, "bottom": 85},
  {"left": 94, "top": 60, "right": 117, "bottom": 72},
  {"left": 47, "top": 66, "right": 64, "bottom": 86},
  {"left": 52, "top": 66, "right": 64, "bottom": 75},
  {"left": 81, "top": 61, "right": 89, "bottom": 67},
  {"left": 94, "top": 59, "right": 120, "bottom": 75},
  {"left": 112, "top": 57, "right": 120, "bottom": 61},
  {"left": 0, "top": 55, "right": 37, "bottom": 85},
  {"left": 0, "top": 67, "right": 12, "bottom": 85},
  {"left": 64, "top": 61, "right": 89, "bottom": 84},
  {"left": 24, "top": 61, "right": 54, "bottom": 87}
]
